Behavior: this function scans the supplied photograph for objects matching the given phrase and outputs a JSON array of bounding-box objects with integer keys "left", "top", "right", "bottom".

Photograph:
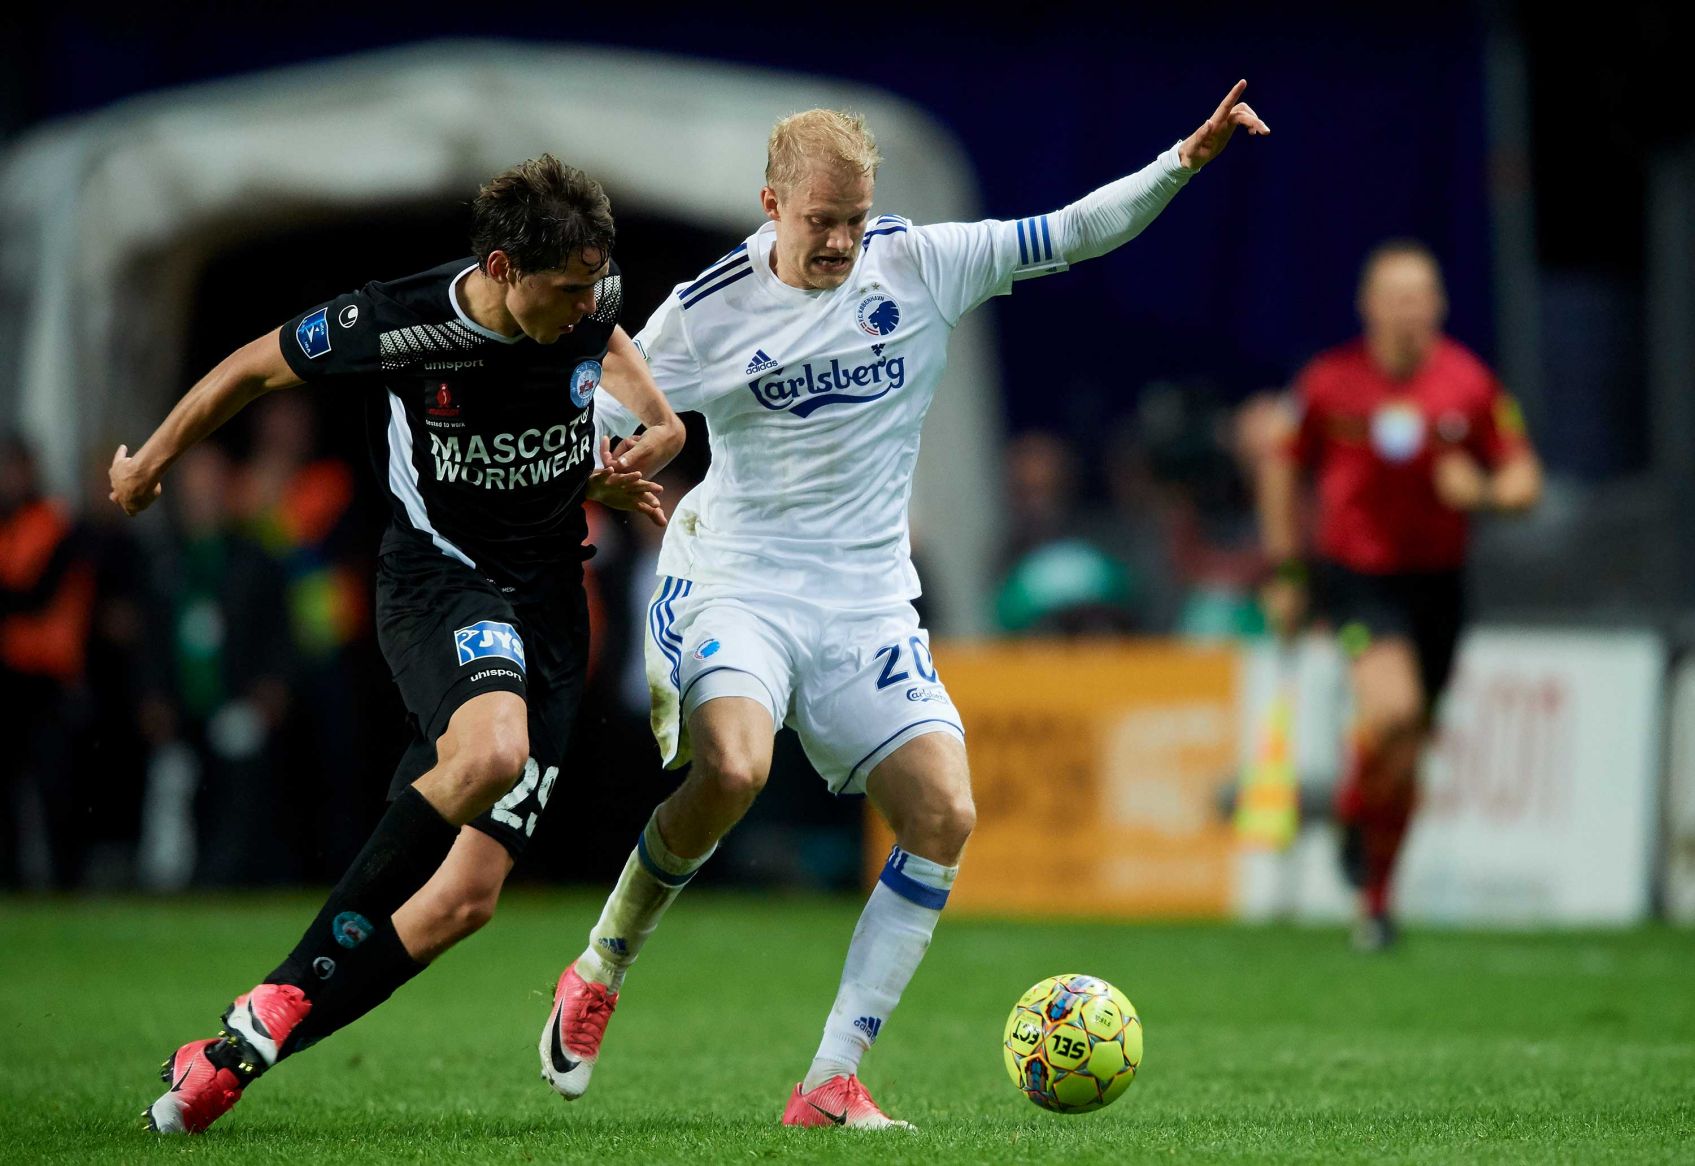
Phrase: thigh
[
  {"left": 791, "top": 604, "right": 966, "bottom": 795},
  {"left": 377, "top": 550, "right": 529, "bottom": 765},
  {"left": 673, "top": 591, "right": 798, "bottom": 729},
  {"left": 465, "top": 587, "right": 591, "bottom": 859},
  {"left": 1405, "top": 571, "right": 1465, "bottom": 708}
]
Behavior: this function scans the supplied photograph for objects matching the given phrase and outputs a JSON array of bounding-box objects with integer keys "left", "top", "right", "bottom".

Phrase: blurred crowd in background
[{"left": 0, "top": 375, "right": 1293, "bottom": 894}]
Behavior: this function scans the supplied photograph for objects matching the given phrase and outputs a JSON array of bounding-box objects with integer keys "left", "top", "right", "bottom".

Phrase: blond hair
[{"left": 765, "top": 109, "right": 881, "bottom": 197}]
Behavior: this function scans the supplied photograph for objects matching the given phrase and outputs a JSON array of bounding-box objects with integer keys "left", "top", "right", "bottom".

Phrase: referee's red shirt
[{"left": 1287, "top": 337, "right": 1525, "bottom": 574}]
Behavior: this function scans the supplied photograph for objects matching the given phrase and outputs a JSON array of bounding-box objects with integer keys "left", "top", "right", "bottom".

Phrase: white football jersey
[{"left": 597, "top": 213, "right": 1067, "bottom": 604}]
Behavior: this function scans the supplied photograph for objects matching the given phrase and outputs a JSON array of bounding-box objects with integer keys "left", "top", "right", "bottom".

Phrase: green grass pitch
[{"left": 2, "top": 891, "right": 1691, "bottom": 1163}]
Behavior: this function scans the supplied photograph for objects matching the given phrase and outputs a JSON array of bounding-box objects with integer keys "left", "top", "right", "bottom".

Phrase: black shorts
[
  {"left": 375, "top": 541, "right": 589, "bottom": 860},
  {"left": 1313, "top": 561, "right": 1465, "bottom": 707}
]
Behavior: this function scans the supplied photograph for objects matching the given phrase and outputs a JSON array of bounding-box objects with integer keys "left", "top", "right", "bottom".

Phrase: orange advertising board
[{"left": 865, "top": 640, "right": 1240, "bottom": 917}]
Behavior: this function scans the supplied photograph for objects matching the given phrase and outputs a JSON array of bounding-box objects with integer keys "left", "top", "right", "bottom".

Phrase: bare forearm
[
  {"left": 135, "top": 334, "right": 293, "bottom": 476},
  {"left": 601, "top": 327, "right": 679, "bottom": 433},
  {"left": 1488, "top": 451, "right": 1542, "bottom": 513},
  {"left": 1257, "top": 456, "right": 1304, "bottom": 562}
]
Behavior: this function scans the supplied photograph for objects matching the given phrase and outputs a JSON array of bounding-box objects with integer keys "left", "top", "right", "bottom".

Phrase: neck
[
  {"left": 769, "top": 246, "right": 808, "bottom": 291},
  {"left": 459, "top": 267, "right": 522, "bottom": 336},
  {"left": 1367, "top": 334, "right": 1432, "bottom": 380}
]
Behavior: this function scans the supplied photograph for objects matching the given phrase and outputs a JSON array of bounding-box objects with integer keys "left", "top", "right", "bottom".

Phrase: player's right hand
[
  {"left": 1260, "top": 577, "right": 1307, "bottom": 641},
  {"left": 607, "top": 416, "right": 685, "bottom": 480},
  {"left": 108, "top": 444, "right": 163, "bottom": 516}
]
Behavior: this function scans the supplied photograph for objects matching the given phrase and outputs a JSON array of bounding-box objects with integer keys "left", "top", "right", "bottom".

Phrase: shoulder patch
[{"left": 296, "top": 308, "right": 332, "bottom": 359}]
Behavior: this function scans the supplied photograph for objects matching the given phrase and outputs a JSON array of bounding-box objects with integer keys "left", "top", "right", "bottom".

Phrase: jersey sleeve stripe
[
  {"left": 679, "top": 252, "right": 751, "bottom": 300},
  {"left": 1016, "top": 218, "right": 1030, "bottom": 264},
  {"left": 681, "top": 264, "right": 755, "bottom": 308},
  {"left": 384, "top": 390, "right": 476, "bottom": 570},
  {"left": 1039, "top": 216, "right": 1053, "bottom": 261}
]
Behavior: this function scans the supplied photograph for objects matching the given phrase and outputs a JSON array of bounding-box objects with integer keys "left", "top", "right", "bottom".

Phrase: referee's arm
[{"left": 109, "top": 329, "right": 303, "bottom": 517}]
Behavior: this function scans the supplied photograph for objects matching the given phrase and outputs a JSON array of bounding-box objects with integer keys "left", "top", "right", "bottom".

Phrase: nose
[{"left": 826, "top": 224, "right": 854, "bottom": 253}]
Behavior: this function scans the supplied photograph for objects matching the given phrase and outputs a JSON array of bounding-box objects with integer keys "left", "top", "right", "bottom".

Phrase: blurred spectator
[
  {"left": 992, "top": 431, "right": 1145, "bottom": 634},
  {"left": 0, "top": 432, "right": 94, "bottom": 888},
  {"left": 71, "top": 447, "right": 154, "bottom": 885},
  {"left": 139, "top": 444, "right": 295, "bottom": 888},
  {"left": 235, "top": 394, "right": 375, "bottom": 877}
]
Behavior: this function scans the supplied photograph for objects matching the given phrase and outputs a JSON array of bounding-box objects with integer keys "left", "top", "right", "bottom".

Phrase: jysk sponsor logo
[
  {"left": 747, "top": 353, "right": 905, "bottom": 418},
  {"left": 855, "top": 294, "right": 901, "bottom": 337},
  {"left": 570, "top": 359, "right": 601, "bottom": 409},
  {"left": 455, "top": 620, "right": 527, "bottom": 672},
  {"left": 296, "top": 308, "right": 331, "bottom": 359}
]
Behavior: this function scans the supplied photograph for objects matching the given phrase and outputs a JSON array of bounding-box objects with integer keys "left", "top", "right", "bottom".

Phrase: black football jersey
[{"left": 278, "top": 258, "right": 622, "bottom": 598}]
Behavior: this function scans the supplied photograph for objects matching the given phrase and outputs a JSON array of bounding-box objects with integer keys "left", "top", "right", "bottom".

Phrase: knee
[
  {"left": 441, "top": 886, "right": 500, "bottom": 942},
  {"left": 455, "top": 730, "right": 532, "bottom": 810},
  {"left": 699, "top": 752, "right": 769, "bottom": 807},
  {"left": 1361, "top": 701, "right": 1425, "bottom": 750},
  {"left": 901, "top": 789, "right": 976, "bottom": 863}
]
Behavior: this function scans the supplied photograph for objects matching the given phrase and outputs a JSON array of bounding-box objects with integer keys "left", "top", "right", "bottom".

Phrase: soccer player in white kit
[{"left": 540, "top": 81, "right": 1268, "bottom": 1128}]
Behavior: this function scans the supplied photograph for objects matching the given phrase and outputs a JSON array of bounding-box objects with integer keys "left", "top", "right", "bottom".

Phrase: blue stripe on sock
[
  {"left": 878, "top": 849, "right": 950, "bottom": 909},
  {"left": 636, "top": 831, "right": 696, "bottom": 887}
]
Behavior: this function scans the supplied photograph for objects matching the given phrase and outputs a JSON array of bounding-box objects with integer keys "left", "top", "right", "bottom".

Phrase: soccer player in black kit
[{"left": 108, "top": 156, "right": 683, "bottom": 1134}]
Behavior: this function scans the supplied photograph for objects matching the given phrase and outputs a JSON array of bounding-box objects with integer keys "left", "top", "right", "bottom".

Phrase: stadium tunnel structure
[{"left": 0, "top": 40, "right": 1005, "bottom": 633}]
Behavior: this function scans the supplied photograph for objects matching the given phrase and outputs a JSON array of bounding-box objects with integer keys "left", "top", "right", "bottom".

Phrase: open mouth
[{"left": 811, "top": 256, "right": 851, "bottom": 274}]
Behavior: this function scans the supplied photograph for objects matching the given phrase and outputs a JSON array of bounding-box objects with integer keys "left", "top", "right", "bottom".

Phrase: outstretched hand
[
  {"left": 109, "top": 444, "right": 162, "bottom": 516},
  {"left": 588, "top": 437, "right": 667, "bottom": 527},
  {"left": 1179, "top": 80, "right": 1270, "bottom": 170}
]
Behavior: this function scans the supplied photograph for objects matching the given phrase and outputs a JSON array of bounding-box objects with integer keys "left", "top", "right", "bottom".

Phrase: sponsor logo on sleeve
[
  {"left": 296, "top": 308, "right": 332, "bottom": 359},
  {"left": 337, "top": 303, "right": 360, "bottom": 328}
]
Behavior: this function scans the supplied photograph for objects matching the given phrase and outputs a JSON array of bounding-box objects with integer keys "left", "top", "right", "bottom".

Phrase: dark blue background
[{"left": 5, "top": 7, "right": 1493, "bottom": 438}]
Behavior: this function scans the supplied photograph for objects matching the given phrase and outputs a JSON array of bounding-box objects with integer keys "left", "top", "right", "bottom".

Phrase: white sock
[
  {"left": 803, "top": 845, "right": 957, "bottom": 1091},
  {"left": 577, "top": 810, "right": 713, "bottom": 992}
]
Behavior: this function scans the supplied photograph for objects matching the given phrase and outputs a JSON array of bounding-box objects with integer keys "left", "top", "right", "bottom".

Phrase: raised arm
[
  {"left": 1051, "top": 80, "right": 1269, "bottom": 265},
  {"left": 109, "top": 329, "right": 303, "bottom": 516}
]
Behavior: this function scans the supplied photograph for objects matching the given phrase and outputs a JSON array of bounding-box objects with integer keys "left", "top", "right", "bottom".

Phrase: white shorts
[{"left": 643, "top": 577, "right": 965, "bottom": 794}]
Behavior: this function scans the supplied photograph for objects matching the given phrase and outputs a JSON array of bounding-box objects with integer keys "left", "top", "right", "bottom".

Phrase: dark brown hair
[{"left": 470, "top": 154, "right": 614, "bottom": 275}]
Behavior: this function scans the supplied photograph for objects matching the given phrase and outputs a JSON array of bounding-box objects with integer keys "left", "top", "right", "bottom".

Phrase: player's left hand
[
  {"left": 588, "top": 437, "right": 667, "bottom": 527},
  {"left": 1433, "top": 449, "right": 1490, "bottom": 511},
  {"left": 1179, "top": 80, "right": 1270, "bottom": 170}
]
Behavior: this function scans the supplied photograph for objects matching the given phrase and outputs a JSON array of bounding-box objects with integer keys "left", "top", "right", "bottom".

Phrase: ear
[
  {"left": 485, "top": 250, "right": 513, "bottom": 283},
  {"left": 759, "top": 185, "right": 780, "bottom": 223}
]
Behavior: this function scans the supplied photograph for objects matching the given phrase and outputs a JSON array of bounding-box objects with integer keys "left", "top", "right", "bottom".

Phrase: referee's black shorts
[
  {"left": 1313, "top": 560, "right": 1465, "bottom": 709},
  {"left": 374, "top": 539, "right": 588, "bottom": 860}
]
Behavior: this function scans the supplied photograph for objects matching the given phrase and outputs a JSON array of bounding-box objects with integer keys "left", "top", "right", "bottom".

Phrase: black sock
[
  {"left": 276, "top": 917, "right": 427, "bottom": 1058},
  {"left": 264, "top": 787, "right": 457, "bottom": 997}
]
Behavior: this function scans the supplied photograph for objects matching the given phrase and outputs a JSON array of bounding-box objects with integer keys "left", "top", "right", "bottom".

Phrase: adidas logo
[
  {"left": 598, "top": 937, "right": 629, "bottom": 956},
  {"left": 853, "top": 1015, "right": 883, "bottom": 1042},
  {"left": 745, "top": 349, "right": 779, "bottom": 375}
]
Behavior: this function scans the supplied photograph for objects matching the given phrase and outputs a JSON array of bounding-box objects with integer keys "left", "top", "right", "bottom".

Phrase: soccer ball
[{"left": 1003, "top": 973, "right": 1142, "bottom": 1113}]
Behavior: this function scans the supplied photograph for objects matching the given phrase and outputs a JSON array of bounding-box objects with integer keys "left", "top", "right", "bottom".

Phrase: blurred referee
[{"left": 1256, "top": 240, "right": 1542, "bottom": 951}]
